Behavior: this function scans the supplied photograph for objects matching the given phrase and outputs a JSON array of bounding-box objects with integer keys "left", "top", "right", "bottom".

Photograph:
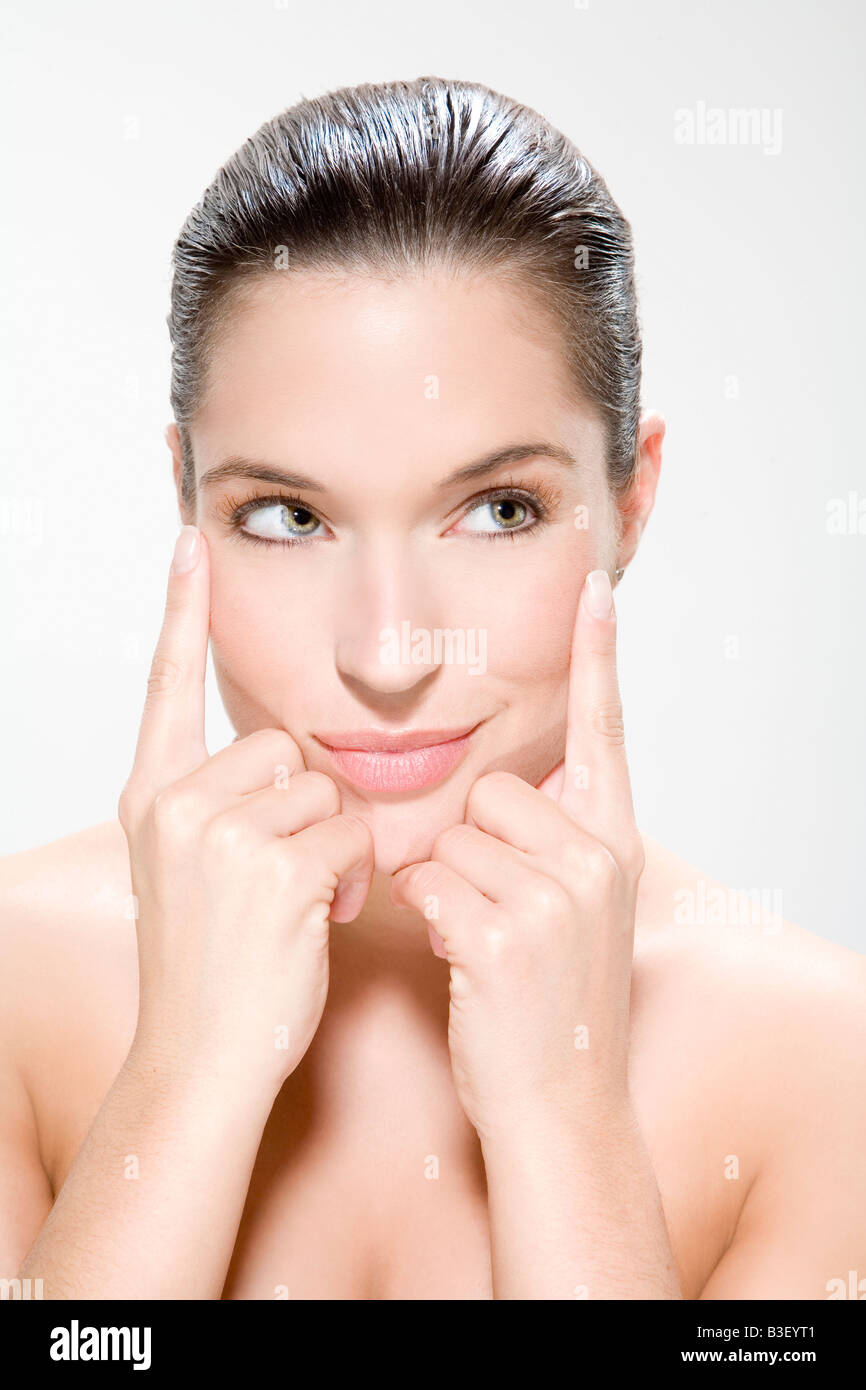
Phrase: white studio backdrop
[{"left": 2, "top": 0, "right": 864, "bottom": 950}]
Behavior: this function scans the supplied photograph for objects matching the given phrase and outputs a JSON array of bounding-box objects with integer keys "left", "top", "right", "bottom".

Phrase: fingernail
[
  {"left": 584, "top": 568, "right": 614, "bottom": 619},
  {"left": 427, "top": 923, "right": 448, "bottom": 959},
  {"left": 171, "top": 525, "right": 200, "bottom": 574}
]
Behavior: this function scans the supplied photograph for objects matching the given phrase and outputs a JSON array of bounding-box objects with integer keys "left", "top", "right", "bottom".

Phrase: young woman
[{"left": 3, "top": 76, "right": 864, "bottom": 1301}]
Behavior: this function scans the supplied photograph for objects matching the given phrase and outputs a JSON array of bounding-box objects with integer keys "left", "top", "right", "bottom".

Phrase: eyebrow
[{"left": 197, "top": 441, "right": 578, "bottom": 495}]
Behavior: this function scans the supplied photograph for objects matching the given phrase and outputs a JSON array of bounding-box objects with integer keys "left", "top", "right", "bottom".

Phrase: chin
[{"left": 340, "top": 783, "right": 472, "bottom": 877}]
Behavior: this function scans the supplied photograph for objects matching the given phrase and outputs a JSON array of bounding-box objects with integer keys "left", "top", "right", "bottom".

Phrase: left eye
[{"left": 457, "top": 496, "right": 533, "bottom": 534}]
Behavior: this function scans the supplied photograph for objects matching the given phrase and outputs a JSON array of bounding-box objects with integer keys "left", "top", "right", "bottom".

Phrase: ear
[
  {"left": 165, "top": 422, "right": 195, "bottom": 526},
  {"left": 615, "top": 410, "right": 665, "bottom": 573}
]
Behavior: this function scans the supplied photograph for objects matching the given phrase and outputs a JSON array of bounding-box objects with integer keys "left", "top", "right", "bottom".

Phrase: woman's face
[{"left": 181, "top": 268, "right": 623, "bottom": 875}]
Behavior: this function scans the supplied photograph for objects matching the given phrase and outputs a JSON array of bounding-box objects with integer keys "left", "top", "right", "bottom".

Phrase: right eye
[{"left": 230, "top": 494, "right": 329, "bottom": 546}]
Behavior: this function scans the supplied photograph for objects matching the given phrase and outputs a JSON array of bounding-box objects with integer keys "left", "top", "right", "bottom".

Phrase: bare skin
[
  {"left": 2, "top": 267, "right": 865, "bottom": 1299},
  {"left": 1, "top": 819, "right": 864, "bottom": 1299}
]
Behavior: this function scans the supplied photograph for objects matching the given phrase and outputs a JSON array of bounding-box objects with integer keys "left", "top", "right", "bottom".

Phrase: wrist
[
  {"left": 124, "top": 1028, "right": 282, "bottom": 1117},
  {"left": 477, "top": 1086, "right": 636, "bottom": 1163}
]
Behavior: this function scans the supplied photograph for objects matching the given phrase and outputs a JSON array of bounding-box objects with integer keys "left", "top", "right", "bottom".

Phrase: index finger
[
  {"left": 558, "top": 567, "right": 638, "bottom": 863},
  {"left": 128, "top": 524, "right": 210, "bottom": 801}
]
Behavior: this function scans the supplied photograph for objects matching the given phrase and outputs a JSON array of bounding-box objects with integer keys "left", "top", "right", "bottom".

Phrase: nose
[{"left": 334, "top": 538, "right": 443, "bottom": 696}]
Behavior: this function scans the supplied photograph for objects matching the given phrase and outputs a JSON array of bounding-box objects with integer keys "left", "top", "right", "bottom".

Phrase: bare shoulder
[
  {"left": 0, "top": 822, "right": 138, "bottom": 1266},
  {"left": 0, "top": 820, "right": 133, "bottom": 925},
  {"left": 0, "top": 822, "right": 138, "bottom": 1083},
  {"left": 634, "top": 832, "right": 865, "bottom": 1031},
  {"left": 634, "top": 834, "right": 866, "bottom": 1298}
]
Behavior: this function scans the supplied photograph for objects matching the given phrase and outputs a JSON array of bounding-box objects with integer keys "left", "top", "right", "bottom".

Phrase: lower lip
[{"left": 319, "top": 732, "right": 476, "bottom": 792}]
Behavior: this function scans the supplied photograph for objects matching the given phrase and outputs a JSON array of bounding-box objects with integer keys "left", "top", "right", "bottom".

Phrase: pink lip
[{"left": 314, "top": 724, "right": 481, "bottom": 792}]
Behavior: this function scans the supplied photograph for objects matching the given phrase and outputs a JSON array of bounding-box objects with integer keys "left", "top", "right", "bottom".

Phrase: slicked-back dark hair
[{"left": 168, "top": 75, "right": 642, "bottom": 510}]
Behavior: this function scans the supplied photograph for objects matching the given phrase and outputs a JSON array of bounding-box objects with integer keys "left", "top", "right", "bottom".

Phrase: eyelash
[{"left": 215, "top": 477, "right": 561, "bottom": 550}]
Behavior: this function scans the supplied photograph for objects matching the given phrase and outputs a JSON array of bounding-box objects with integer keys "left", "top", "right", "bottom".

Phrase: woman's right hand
[{"left": 117, "top": 524, "right": 373, "bottom": 1101}]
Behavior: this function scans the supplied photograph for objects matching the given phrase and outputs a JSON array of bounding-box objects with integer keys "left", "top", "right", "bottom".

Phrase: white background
[{"left": 2, "top": 0, "right": 863, "bottom": 949}]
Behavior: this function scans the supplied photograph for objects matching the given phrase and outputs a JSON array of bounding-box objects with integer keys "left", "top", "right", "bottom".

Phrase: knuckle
[
  {"left": 481, "top": 918, "right": 511, "bottom": 960},
  {"left": 621, "top": 833, "right": 646, "bottom": 882},
  {"left": 150, "top": 784, "right": 202, "bottom": 837},
  {"left": 249, "top": 726, "right": 301, "bottom": 762},
  {"left": 467, "top": 769, "right": 516, "bottom": 812},
  {"left": 406, "top": 862, "right": 442, "bottom": 897},
  {"left": 530, "top": 877, "right": 573, "bottom": 925},
  {"left": 581, "top": 842, "right": 619, "bottom": 893},
  {"left": 202, "top": 809, "right": 255, "bottom": 856},
  {"left": 145, "top": 655, "right": 184, "bottom": 699},
  {"left": 470, "top": 769, "right": 511, "bottom": 794},
  {"left": 298, "top": 770, "right": 341, "bottom": 814},
  {"left": 558, "top": 836, "right": 587, "bottom": 876},
  {"left": 591, "top": 699, "right": 625, "bottom": 745},
  {"left": 161, "top": 587, "right": 186, "bottom": 622},
  {"left": 400, "top": 856, "right": 439, "bottom": 900}
]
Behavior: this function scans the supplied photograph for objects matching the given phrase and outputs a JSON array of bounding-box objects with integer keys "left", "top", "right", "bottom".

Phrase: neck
[
  {"left": 330, "top": 866, "right": 446, "bottom": 962},
  {"left": 329, "top": 832, "right": 669, "bottom": 982}
]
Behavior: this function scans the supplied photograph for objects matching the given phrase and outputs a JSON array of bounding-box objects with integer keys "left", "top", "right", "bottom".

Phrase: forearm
[
  {"left": 481, "top": 1095, "right": 683, "bottom": 1300},
  {"left": 18, "top": 1040, "right": 276, "bottom": 1299}
]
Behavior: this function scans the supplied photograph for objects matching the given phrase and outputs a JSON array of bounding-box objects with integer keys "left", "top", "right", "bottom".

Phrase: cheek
[
  {"left": 207, "top": 555, "right": 324, "bottom": 721},
  {"left": 465, "top": 550, "right": 583, "bottom": 687}
]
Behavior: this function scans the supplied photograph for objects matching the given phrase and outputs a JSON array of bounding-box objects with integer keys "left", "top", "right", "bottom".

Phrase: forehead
[{"left": 191, "top": 268, "right": 606, "bottom": 483}]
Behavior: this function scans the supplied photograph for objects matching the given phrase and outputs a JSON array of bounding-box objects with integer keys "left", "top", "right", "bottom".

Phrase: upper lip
[{"left": 314, "top": 724, "right": 481, "bottom": 753}]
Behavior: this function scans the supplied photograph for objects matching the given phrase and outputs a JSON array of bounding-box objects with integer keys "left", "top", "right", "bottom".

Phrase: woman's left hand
[{"left": 390, "top": 567, "right": 646, "bottom": 1143}]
